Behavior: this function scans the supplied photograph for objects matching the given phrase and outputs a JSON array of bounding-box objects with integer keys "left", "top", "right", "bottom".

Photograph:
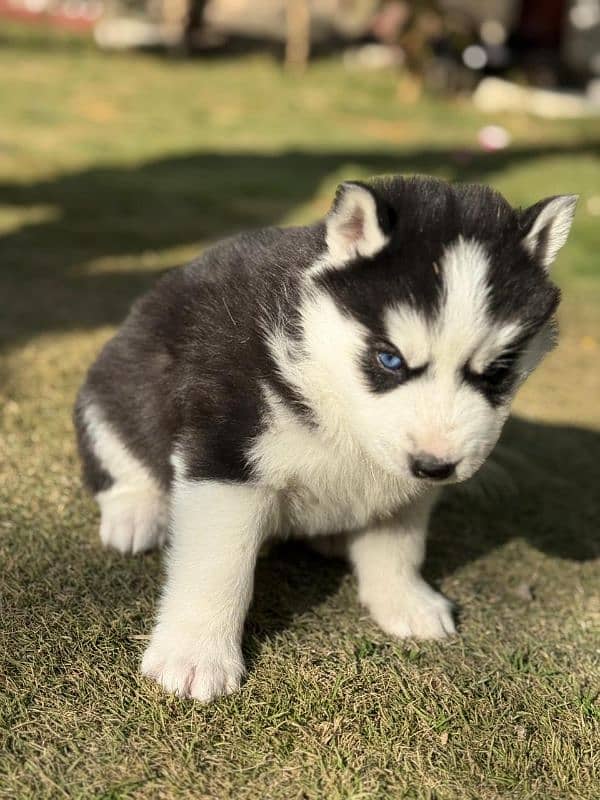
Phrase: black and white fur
[{"left": 74, "top": 176, "right": 577, "bottom": 702}]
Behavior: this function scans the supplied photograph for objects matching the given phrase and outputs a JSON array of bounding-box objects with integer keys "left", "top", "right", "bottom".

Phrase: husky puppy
[{"left": 74, "top": 176, "right": 576, "bottom": 702}]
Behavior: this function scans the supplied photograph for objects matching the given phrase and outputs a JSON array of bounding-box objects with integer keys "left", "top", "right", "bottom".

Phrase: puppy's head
[{"left": 299, "top": 176, "right": 576, "bottom": 483}]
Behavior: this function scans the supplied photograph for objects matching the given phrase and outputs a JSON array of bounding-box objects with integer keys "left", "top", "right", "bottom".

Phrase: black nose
[{"left": 410, "top": 453, "right": 457, "bottom": 481}]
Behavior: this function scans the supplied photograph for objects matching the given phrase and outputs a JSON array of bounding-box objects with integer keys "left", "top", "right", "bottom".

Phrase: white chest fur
[{"left": 250, "top": 396, "right": 422, "bottom": 538}]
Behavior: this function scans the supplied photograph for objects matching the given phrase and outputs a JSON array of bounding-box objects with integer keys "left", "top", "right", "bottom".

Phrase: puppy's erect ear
[
  {"left": 325, "top": 181, "right": 392, "bottom": 266},
  {"left": 521, "top": 194, "right": 578, "bottom": 271}
]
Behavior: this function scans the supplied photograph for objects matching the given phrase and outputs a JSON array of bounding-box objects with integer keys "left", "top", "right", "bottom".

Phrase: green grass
[{"left": 1, "top": 23, "right": 599, "bottom": 800}]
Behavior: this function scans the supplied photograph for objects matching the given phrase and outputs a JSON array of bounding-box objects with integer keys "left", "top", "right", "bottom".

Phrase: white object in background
[
  {"left": 473, "top": 77, "right": 600, "bottom": 119},
  {"left": 343, "top": 43, "right": 404, "bottom": 71},
  {"left": 477, "top": 125, "right": 511, "bottom": 151},
  {"left": 94, "top": 19, "right": 165, "bottom": 49}
]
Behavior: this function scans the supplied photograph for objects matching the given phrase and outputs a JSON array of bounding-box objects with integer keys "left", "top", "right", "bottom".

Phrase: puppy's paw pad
[
  {"left": 99, "top": 491, "right": 167, "bottom": 554},
  {"left": 371, "top": 582, "right": 456, "bottom": 640},
  {"left": 141, "top": 638, "right": 244, "bottom": 702}
]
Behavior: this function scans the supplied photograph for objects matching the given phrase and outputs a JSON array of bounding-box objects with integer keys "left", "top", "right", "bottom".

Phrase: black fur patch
[
  {"left": 317, "top": 176, "right": 560, "bottom": 338},
  {"left": 75, "top": 226, "right": 324, "bottom": 488}
]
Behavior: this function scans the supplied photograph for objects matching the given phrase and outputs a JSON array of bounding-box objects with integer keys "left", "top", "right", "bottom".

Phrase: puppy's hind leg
[
  {"left": 97, "top": 484, "right": 168, "bottom": 555},
  {"left": 76, "top": 399, "right": 168, "bottom": 555}
]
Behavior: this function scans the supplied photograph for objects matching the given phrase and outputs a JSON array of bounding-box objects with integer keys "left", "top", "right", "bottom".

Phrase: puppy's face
[{"left": 296, "top": 177, "right": 576, "bottom": 484}]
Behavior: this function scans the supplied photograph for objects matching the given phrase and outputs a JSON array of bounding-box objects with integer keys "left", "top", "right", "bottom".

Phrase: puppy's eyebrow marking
[
  {"left": 383, "top": 304, "right": 432, "bottom": 368},
  {"left": 469, "top": 347, "right": 517, "bottom": 375},
  {"left": 467, "top": 337, "right": 523, "bottom": 375},
  {"left": 407, "top": 361, "right": 429, "bottom": 375},
  {"left": 469, "top": 322, "right": 524, "bottom": 374}
]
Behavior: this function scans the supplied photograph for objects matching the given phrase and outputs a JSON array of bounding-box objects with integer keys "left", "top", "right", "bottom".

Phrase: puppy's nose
[{"left": 409, "top": 453, "right": 457, "bottom": 481}]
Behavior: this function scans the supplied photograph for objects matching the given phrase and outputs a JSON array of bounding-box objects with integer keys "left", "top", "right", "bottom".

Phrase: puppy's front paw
[
  {"left": 141, "top": 632, "right": 245, "bottom": 702},
  {"left": 368, "top": 580, "right": 456, "bottom": 640}
]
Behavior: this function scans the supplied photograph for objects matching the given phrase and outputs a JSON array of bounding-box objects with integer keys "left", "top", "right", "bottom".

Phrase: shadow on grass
[
  {"left": 427, "top": 415, "right": 600, "bottom": 572},
  {"left": 1, "top": 141, "right": 598, "bottom": 350}
]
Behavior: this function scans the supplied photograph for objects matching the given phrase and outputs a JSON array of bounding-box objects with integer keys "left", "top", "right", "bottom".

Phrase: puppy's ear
[
  {"left": 521, "top": 194, "right": 578, "bottom": 271},
  {"left": 325, "top": 181, "right": 392, "bottom": 265}
]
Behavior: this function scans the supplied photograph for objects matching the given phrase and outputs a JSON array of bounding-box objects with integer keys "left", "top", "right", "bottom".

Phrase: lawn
[{"left": 0, "top": 24, "right": 599, "bottom": 800}]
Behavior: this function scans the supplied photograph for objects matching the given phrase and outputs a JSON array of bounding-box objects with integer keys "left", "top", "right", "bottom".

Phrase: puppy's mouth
[{"left": 412, "top": 472, "right": 464, "bottom": 487}]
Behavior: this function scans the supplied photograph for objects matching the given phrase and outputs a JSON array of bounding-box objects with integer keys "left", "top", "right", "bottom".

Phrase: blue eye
[{"left": 377, "top": 351, "right": 403, "bottom": 371}]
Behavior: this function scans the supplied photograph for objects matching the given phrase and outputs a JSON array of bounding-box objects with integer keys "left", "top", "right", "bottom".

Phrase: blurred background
[{"left": 2, "top": 0, "right": 600, "bottom": 89}]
